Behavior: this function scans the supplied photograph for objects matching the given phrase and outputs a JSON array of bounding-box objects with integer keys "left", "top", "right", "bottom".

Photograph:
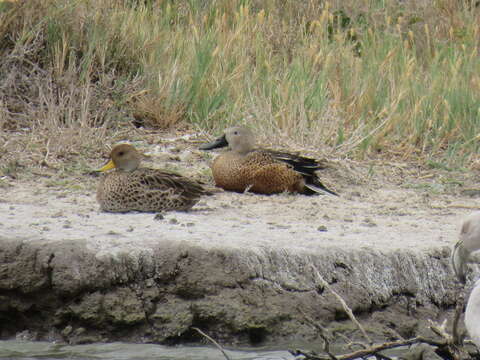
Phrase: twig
[
  {"left": 430, "top": 319, "right": 451, "bottom": 342},
  {"left": 429, "top": 319, "right": 468, "bottom": 360},
  {"left": 334, "top": 337, "right": 446, "bottom": 359},
  {"left": 311, "top": 266, "right": 373, "bottom": 345},
  {"left": 452, "top": 285, "right": 466, "bottom": 345},
  {"left": 192, "top": 327, "right": 232, "bottom": 360},
  {"left": 43, "top": 138, "right": 51, "bottom": 165},
  {"left": 335, "top": 333, "right": 367, "bottom": 351}
]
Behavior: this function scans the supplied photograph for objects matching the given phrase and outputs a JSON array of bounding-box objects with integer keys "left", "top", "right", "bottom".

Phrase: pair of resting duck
[{"left": 96, "top": 126, "right": 337, "bottom": 213}]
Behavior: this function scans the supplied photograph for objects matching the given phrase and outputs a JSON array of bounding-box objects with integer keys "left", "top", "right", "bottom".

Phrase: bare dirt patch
[{"left": 1, "top": 128, "right": 479, "bottom": 253}]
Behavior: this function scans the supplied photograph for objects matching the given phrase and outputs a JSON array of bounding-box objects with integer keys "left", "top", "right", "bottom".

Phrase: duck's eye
[
  {"left": 118, "top": 151, "right": 124, "bottom": 156},
  {"left": 233, "top": 131, "right": 238, "bottom": 135}
]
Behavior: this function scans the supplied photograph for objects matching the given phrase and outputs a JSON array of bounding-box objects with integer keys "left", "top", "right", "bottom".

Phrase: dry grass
[{"left": 1, "top": 0, "right": 480, "bottom": 181}]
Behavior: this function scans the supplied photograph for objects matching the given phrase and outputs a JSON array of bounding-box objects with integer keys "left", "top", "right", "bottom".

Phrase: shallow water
[{"left": 0, "top": 341, "right": 296, "bottom": 360}]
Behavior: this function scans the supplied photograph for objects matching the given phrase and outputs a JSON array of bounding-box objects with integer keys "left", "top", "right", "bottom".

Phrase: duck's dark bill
[{"left": 199, "top": 134, "right": 228, "bottom": 150}]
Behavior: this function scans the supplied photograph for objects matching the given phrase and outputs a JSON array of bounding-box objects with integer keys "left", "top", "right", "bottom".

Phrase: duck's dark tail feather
[
  {"left": 267, "top": 149, "right": 338, "bottom": 196},
  {"left": 304, "top": 178, "right": 339, "bottom": 196}
]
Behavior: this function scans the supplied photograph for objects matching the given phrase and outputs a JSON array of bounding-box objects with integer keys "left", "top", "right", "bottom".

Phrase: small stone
[
  {"left": 126, "top": 226, "right": 134, "bottom": 232},
  {"left": 461, "top": 188, "right": 480, "bottom": 198},
  {"left": 362, "top": 218, "right": 377, "bottom": 227},
  {"left": 63, "top": 221, "right": 72, "bottom": 229},
  {"left": 179, "top": 151, "right": 195, "bottom": 162},
  {"left": 154, "top": 213, "right": 164, "bottom": 220},
  {"left": 169, "top": 218, "right": 178, "bottom": 225},
  {"left": 186, "top": 222, "right": 195, "bottom": 227},
  {"left": 42, "top": 226, "right": 50, "bottom": 231},
  {"left": 317, "top": 225, "right": 328, "bottom": 232}
]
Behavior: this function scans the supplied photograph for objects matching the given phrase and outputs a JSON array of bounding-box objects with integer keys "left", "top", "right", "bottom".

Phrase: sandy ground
[{"left": 1, "top": 132, "right": 479, "bottom": 257}]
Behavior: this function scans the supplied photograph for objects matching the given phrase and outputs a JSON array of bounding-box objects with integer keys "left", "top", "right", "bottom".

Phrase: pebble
[{"left": 154, "top": 213, "right": 164, "bottom": 220}]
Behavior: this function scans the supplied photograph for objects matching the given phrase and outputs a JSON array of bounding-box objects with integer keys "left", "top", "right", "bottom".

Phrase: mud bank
[
  {"left": 0, "top": 172, "right": 473, "bottom": 349},
  {"left": 0, "top": 233, "right": 457, "bottom": 347}
]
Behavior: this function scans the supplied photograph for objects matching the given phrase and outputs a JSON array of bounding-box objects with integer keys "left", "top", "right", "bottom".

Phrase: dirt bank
[{"left": 0, "top": 232, "right": 456, "bottom": 347}]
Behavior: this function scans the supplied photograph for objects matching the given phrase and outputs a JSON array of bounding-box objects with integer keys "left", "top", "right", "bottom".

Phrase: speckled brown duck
[
  {"left": 97, "top": 144, "right": 208, "bottom": 212},
  {"left": 200, "top": 126, "right": 338, "bottom": 196}
]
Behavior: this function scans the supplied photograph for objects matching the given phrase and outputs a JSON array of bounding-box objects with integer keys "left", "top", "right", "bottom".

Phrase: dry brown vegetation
[{"left": 1, "top": 0, "right": 480, "bottom": 187}]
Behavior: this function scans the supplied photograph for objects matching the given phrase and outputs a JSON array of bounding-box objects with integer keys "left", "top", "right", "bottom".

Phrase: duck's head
[
  {"left": 99, "top": 144, "right": 141, "bottom": 172},
  {"left": 200, "top": 126, "right": 255, "bottom": 155}
]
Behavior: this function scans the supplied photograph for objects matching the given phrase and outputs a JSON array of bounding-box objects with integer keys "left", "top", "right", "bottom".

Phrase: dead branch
[
  {"left": 335, "top": 333, "right": 368, "bottom": 351},
  {"left": 297, "top": 266, "right": 479, "bottom": 359},
  {"left": 452, "top": 284, "right": 466, "bottom": 345},
  {"left": 428, "top": 320, "right": 462, "bottom": 360},
  {"left": 291, "top": 336, "right": 446, "bottom": 360},
  {"left": 311, "top": 266, "right": 372, "bottom": 345},
  {"left": 430, "top": 319, "right": 452, "bottom": 343},
  {"left": 192, "top": 327, "right": 232, "bottom": 360}
]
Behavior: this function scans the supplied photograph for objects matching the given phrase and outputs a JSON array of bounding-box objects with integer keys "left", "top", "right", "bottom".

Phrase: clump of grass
[{"left": 1, "top": 0, "right": 480, "bottom": 170}]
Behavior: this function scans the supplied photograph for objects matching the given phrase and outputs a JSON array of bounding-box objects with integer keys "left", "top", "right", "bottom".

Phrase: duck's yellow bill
[{"left": 98, "top": 159, "right": 116, "bottom": 172}]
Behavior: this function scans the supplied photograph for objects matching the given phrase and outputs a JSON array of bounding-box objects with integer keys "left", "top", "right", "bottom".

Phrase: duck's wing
[
  {"left": 138, "top": 169, "right": 210, "bottom": 198},
  {"left": 265, "top": 150, "right": 325, "bottom": 176},
  {"left": 263, "top": 150, "right": 338, "bottom": 196}
]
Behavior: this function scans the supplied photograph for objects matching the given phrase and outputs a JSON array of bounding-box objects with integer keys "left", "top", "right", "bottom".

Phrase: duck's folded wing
[
  {"left": 139, "top": 169, "right": 208, "bottom": 197},
  {"left": 264, "top": 151, "right": 338, "bottom": 196},
  {"left": 266, "top": 150, "right": 325, "bottom": 175}
]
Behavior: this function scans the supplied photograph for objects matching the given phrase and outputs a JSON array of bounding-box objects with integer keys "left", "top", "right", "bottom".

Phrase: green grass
[{"left": 1, "top": 0, "right": 480, "bottom": 166}]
